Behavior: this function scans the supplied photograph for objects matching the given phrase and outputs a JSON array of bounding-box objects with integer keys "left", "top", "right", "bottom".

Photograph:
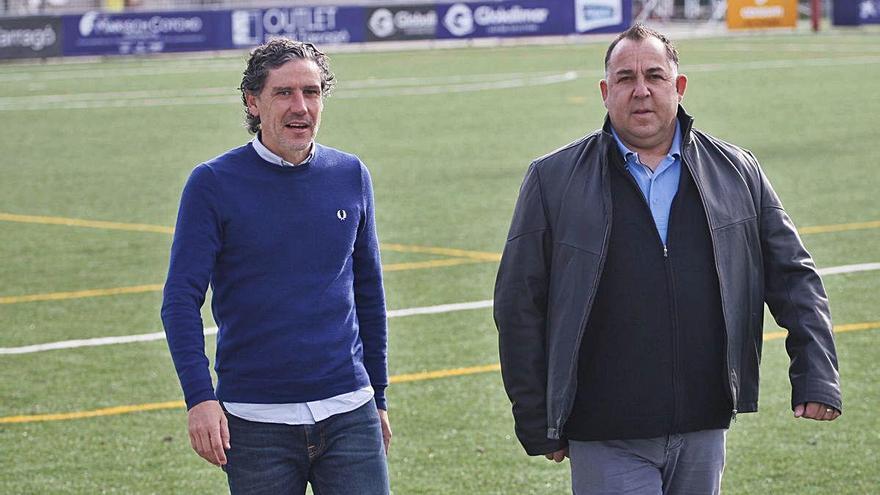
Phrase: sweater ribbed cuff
[{"left": 373, "top": 385, "right": 387, "bottom": 410}]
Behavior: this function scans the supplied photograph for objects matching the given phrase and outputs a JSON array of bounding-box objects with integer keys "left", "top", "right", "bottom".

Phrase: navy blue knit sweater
[{"left": 161, "top": 143, "right": 388, "bottom": 410}]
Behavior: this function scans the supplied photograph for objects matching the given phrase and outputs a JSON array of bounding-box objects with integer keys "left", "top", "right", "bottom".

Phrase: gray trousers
[{"left": 569, "top": 429, "right": 726, "bottom": 495}]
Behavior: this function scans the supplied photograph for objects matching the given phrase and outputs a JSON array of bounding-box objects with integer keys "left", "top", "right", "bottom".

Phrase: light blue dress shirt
[{"left": 610, "top": 122, "right": 682, "bottom": 245}]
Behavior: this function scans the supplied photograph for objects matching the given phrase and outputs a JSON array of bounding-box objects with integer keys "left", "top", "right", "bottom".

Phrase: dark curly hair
[{"left": 239, "top": 39, "right": 337, "bottom": 134}]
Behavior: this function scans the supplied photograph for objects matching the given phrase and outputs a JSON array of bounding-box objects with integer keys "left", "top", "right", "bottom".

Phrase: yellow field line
[
  {"left": 0, "top": 258, "right": 480, "bottom": 304},
  {"left": 0, "top": 284, "right": 164, "bottom": 305},
  {"left": 1, "top": 211, "right": 878, "bottom": 247},
  {"left": 763, "top": 321, "right": 880, "bottom": 341},
  {"left": 0, "top": 212, "right": 175, "bottom": 234},
  {"left": 800, "top": 220, "right": 880, "bottom": 235},
  {"left": 382, "top": 243, "right": 501, "bottom": 262},
  {"left": 390, "top": 363, "right": 501, "bottom": 383},
  {"left": 384, "top": 258, "right": 483, "bottom": 271},
  {"left": 0, "top": 364, "right": 502, "bottom": 425},
  {"left": 0, "top": 401, "right": 184, "bottom": 424},
  {"left": 0, "top": 212, "right": 499, "bottom": 257},
  {"left": 0, "top": 213, "right": 500, "bottom": 305},
  {"left": 3, "top": 212, "right": 879, "bottom": 241},
  {"left": 0, "top": 212, "right": 499, "bottom": 261},
  {"left": 3, "top": 322, "right": 876, "bottom": 425}
]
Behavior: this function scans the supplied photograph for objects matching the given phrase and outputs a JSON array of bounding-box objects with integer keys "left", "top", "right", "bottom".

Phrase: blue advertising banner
[
  {"left": 860, "top": 0, "right": 880, "bottom": 23},
  {"left": 438, "top": 1, "right": 567, "bottom": 38},
  {"left": 46, "top": 2, "right": 628, "bottom": 59},
  {"left": 365, "top": 5, "right": 437, "bottom": 42},
  {"left": 62, "top": 10, "right": 231, "bottom": 56},
  {"left": 230, "top": 6, "right": 365, "bottom": 48},
  {"left": 437, "top": 0, "right": 628, "bottom": 39}
]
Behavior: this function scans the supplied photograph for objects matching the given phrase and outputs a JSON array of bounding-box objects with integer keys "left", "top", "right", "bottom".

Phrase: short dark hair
[
  {"left": 239, "top": 39, "right": 336, "bottom": 134},
  {"left": 604, "top": 24, "right": 679, "bottom": 74}
]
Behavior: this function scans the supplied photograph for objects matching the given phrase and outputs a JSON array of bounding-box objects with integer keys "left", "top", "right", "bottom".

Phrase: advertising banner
[
  {"left": 437, "top": 0, "right": 628, "bottom": 39},
  {"left": 230, "top": 6, "right": 365, "bottom": 47},
  {"left": 62, "top": 10, "right": 231, "bottom": 56},
  {"left": 859, "top": 0, "right": 880, "bottom": 24},
  {"left": 727, "top": 0, "right": 797, "bottom": 29},
  {"left": 0, "top": 16, "right": 62, "bottom": 59},
  {"left": 438, "top": 1, "right": 566, "bottom": 38},
  {"left": 365, "top": 4, "right": 438, "bottom": 41},
  {"left": 573, "top": 0, "right": 631, "bottom": 34}
]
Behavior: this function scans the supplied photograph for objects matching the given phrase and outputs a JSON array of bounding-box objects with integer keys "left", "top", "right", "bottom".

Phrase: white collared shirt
[
  {"left": 224, "top": 386, "right": 375, "bottom": 425},
  {"left": 250, "top": 134, "right": 315, "bottom": 167}
]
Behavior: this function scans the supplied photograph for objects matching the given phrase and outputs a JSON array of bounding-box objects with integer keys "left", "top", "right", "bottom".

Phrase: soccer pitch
[{"left": 1, "top": 31, "right": 879, "bottom": 493}]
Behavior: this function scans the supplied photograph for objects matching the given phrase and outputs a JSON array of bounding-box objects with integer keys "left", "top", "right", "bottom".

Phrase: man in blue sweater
[{"left": 161, "top": 39, "right": 391, "bottom": 494}]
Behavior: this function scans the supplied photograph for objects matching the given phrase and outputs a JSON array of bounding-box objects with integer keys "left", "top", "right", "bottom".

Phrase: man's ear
[
  {"left": 245, "top": 92, "right": 260, "bottom": 118},
  {"left": 599, "top": 79, "right": 609, "bottom": 107},
  {"left": 675, "top": 74, "right": 688, "bottom": 101}
]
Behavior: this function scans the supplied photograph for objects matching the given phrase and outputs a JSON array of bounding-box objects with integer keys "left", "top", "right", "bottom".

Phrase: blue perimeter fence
[{"left": 1, "top": 0, "right": 637, "bottom": 60}]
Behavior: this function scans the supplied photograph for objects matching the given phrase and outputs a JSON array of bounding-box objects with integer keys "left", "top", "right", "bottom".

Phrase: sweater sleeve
[
  {"left": 161, "top": 165, "right": 224, "bottom": 410},
  {"left": 353, "top": 162, "right": 389, "bottom": 409}
]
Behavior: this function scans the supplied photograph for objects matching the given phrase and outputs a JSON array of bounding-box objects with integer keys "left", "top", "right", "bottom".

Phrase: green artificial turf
[{"left": 1, "top": 30, "right": 878, "bottom": 493}]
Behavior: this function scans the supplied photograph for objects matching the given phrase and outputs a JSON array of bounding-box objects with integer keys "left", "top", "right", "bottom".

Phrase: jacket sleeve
[
  {"left": 752, "top": 152, "right": 842, "bottom": 412},
  {"left": 494, "top": 162, "right": 565, "bottom": 456}
]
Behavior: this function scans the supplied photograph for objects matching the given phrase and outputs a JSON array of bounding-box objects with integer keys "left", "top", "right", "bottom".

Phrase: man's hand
[
  {"left": 188, "top": 400, "right": 230, "bottom": 466},
  {"left": 544, "top": 448, "right": 569, "bottom": 463},
  {"left": 794, "top": 402, "right": 841, "bottom": 421},
  {"left": 378, "top": 408, "right": 392, "bottom": 454}
]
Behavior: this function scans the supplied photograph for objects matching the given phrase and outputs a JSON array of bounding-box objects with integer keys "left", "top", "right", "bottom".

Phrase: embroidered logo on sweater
[{"left": 336, "top": 209, "right": 347, "bottom": 221}]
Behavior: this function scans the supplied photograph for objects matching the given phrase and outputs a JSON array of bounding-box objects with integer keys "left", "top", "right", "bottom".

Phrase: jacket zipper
[
  {"left": 650, "top": 179, "right": 679, "bottom": 431},
  {"left": 681, "top": 150, "right": 737, "bottom": 420}
]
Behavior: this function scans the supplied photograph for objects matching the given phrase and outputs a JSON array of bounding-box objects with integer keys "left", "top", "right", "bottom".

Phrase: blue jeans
[{"left": 223, "top": 399, "right": 390, "bottom": 495}]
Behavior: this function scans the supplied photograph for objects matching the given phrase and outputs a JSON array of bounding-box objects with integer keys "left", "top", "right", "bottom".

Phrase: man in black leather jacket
[{"left": 494, "top": 24, "right": 841, "bottom": 494}]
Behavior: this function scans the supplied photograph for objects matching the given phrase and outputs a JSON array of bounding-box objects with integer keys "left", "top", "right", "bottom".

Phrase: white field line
[
  {"left": 3, "top": 54, "right": 880, "bottom": 112},
  {"left": 816, "top": 262, "right": 880, "bottom": 276},
  {"left": 2, "top": 70, "right": 566, "bottom": 104},
  {"left": 690, "top": 43, "right": 880, "bottom": 53},
  {"left": 0, "top": 262, "right": 876, "bottom": 356},
  {"left": 683, "top": 55, "right": 880, "bottom": 73},
  {"left": 0, "top": 72, "right": 578, "bottom": 111},
  {"left": 1, "top": 49, "right": 875, "bottom": 83},
  {"left": 0, "top": 299, "right": 494, "bottom": 355},
  {"left": 0, "top": 61, "right": 246, "bottom": 82},
  {"left": 341, "top": 71, "right": 578, "bottom": 98}
]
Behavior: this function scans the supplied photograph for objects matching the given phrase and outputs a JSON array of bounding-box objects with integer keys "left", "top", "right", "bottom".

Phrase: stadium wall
[{"left": 0, "top": 0, "right": 632, "bottom": 60}]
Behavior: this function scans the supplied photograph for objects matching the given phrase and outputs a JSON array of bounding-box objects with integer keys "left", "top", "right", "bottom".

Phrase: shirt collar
[
  {"left": 251, "top": 133, "right": 315, "bottom": 167},
  {"left": 610, "top": 121, "right": 682, "bottom": 165}
]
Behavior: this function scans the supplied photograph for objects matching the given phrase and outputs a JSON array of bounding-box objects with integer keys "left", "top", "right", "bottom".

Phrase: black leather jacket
[{"left": 494, "top": 107, "right": 842, "bottom": 455}]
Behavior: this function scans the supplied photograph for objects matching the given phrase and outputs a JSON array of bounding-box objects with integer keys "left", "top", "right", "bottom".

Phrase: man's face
[
  {"left": 600, "top": 37, "right": 687, "bottom": 154},
  {"left": 246, "top": 58, "right": 323, "bottom": 163}
]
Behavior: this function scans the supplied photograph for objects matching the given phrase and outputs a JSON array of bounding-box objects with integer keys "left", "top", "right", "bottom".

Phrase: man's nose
[
  {"left": 633, "top": 77, "right": 650, "bottom": 98},
  {"left": 289, "top": 91, "right": 307, "bottom": 113}
]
